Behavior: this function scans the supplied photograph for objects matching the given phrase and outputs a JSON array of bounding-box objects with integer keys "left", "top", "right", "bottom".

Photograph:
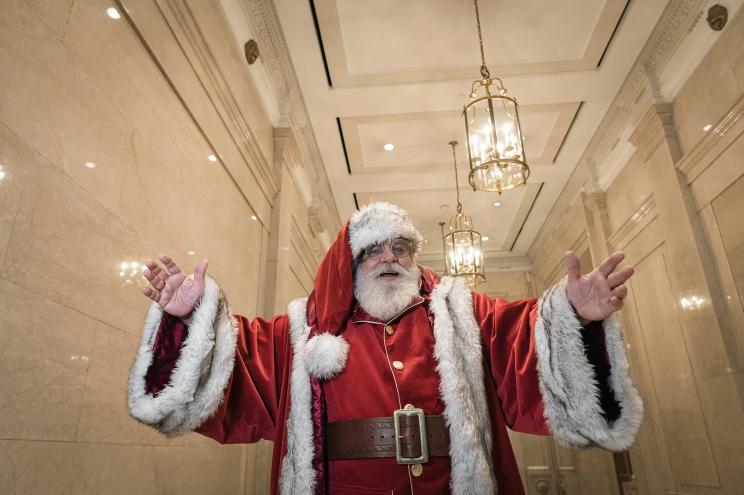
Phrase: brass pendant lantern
[
  {"left": 464, "top": 0, "right": 529, "bottom": 194},
  {"left": 440, "top": 141, "right": 486, "bottom": 288}
]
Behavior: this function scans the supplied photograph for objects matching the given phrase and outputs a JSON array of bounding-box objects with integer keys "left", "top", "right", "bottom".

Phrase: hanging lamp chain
[
  {"left": 473, "top": 0, "right": 490, "bottom": 79},
  {"left": 449, "top": 141, "right": 463, "bottom": 213}
]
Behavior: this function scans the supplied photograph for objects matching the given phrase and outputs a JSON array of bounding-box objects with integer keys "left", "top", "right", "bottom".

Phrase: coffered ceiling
[{"left": 270, "top": 0, "right": 670, "bottom": 268}]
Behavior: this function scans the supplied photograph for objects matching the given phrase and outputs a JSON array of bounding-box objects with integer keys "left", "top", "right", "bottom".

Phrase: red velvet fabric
[
  {"left": 306, "top": 220, "right": 355, "bottom": 338},
  {"left": 145, "top": 314, "right": 189, "bottom": 395}
]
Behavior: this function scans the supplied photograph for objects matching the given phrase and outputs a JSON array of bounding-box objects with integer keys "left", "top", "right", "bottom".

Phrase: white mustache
[{"left": 371, "top": 262, "right": 407, "bottom": 277}]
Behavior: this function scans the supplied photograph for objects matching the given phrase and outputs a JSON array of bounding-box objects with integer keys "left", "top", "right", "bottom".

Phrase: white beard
[{"left": 354, "top": 261, "right": 422, "bottom": 322}]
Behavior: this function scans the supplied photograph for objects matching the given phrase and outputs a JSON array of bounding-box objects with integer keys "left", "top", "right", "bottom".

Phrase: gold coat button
[
  {"left": 392, "top": 360, "right": 404, "bottom": 370},
  {"left": 385, "top": 325, "right": 394, "bottom": 335},
  {"left": 411, "top": 464, "right": 423, "bottom": 477}
]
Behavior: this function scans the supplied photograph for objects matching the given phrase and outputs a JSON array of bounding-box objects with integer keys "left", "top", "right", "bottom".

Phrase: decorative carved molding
[
  {"left": 628, "top": 103, "right": 676, "bottom": 162},
  {"left": 528, "top": 0, "right": 705, "bottom": 261},
  {"left": 606, "top": 194, "right": 658, "bottom": 250},
  {"left": 290, "top": 213, "right": 320, "bottom": 277},
  {"left": 160, "top": 0, "right": 281, "bottom": 200},
  {"left": 274, "top": 127, "right": 301, "bottom": 173},
  {"left": 530, "top": 193, "right": 584, "bottom": 275},
  {"left": 582, "top": 191, "right": 608, "bottom": 215},
  {"left": 240, "top": 0, "right": 341, "bottom": 235}
]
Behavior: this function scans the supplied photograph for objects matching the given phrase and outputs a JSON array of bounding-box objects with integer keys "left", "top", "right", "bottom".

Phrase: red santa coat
[
  {"left": 129, "top": 204, "right": 643, "bottom": 495},
  {"left": 149, "top": 272, "right": 543, "bottom": 493}
]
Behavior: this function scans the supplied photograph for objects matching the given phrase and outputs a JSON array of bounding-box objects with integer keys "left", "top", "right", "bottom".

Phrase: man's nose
[{"left": 380, "top": 245, "right": 397, "bottom": 262}]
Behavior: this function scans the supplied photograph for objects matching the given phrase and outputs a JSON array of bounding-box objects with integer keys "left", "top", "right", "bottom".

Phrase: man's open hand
[
  {"left": 142, "top": 254, "right": 209, "bottom": 319},
  {"left": 564, "top": 251, "right": 634, "bottom": 324}
]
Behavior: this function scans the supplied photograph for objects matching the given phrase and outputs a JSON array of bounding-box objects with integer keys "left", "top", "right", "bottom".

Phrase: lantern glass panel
[
  {"left": 464, "top": 94, "right": 528, "bottom": 192},
  {"left": 443, "top": 212, "right": 485, "bottom": 287}
]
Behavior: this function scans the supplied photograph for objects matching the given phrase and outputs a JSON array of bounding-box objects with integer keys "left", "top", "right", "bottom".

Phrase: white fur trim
[
  {"left": 279, "top": 297, "right": 316, "bottom": 495},
  {"left": 304, "top": 333, "right": 349, "bottom": 379},
  {"left": 534, "top": 277, "right": 644, "bottom": 451},
  {"left": 127, "top": 276, "right": 238, "bottom": 436},
  {"left": 349, "top": 202, "right": 423, "bottom": 258},
  {"left": 430, "top": 276, "right": 497, "bottom": 494}
]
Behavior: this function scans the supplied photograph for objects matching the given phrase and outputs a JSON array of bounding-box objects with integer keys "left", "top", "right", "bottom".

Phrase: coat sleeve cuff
[
  {"left": 534, "top": 276, "right": 643, "bottom": 451},
  {"left": 127, "top": 275, "right": 238, "bottom": 436}
]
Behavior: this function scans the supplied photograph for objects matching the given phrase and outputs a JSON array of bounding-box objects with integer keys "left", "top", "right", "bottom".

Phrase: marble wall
[
  {"left": 0, "top": 0, "right": 334, "bottom": 493},
  {"left": 524, "top": 7, "right": 744, "bottom": 495}
]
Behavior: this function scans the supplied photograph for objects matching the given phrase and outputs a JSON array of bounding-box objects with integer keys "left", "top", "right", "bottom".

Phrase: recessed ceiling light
[
  {"left": 482, "top": 236, "right": 489, "bottom": 241},
  {"left": 383, "top": 143, "right": 394, "bottom": 151},
  {"left": 492, "top": 201, "right": 501, "bottom": 207},
  {"left": 187, "top": 250, "right": 195, "bottom": 255},
  {"left": 208, "top": 154, "right": 217, "bottom": 162},
  {"left": 85, "top": 162, "right": 96, "bottom": 169},
  {"left": 251, "top": 214, "right": 257, "bottom": 221},
  {"left": 106, "top": 7, "right": 121, "bottom": 19},
  {"left": 703, "top": 124, "right": 713, "bottom": 132}
]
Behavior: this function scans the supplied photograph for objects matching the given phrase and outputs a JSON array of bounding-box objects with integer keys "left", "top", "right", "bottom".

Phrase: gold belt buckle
[{"left": 393, "top": 407, "right": 428, "bottom": 465}]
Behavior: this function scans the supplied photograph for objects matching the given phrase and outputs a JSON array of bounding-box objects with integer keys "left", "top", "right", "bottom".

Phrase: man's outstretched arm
[
  {"left": 475, "top": 250, "right": 643, "bottom": 451},
  {"left": 127, "top": 254, "right": 289, "bottom": 443}
]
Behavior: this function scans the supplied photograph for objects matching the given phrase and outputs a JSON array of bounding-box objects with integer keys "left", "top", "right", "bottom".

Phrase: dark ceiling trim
[
  {"left": 597, "top": 0, "right": 632, "bottom": 67},
  {"left": 509, "top": 182, "right": 544, "bottom": 251},
  {"left": 336, "top": 117, "right": 352, "bottom": 174},
  {"left": 552, "top": 101, "right": 584, "bottom": 164},
  {"left": 309, "top": 0, "right": 333, "bottom": 87}
]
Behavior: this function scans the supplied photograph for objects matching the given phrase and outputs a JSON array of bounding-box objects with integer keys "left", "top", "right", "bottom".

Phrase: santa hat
[
  {"left": 304, "top": 202, "right": 423, "bottom": 379},
  {"left": 348, "top": 202, "right": 424, "bottom": 259}
]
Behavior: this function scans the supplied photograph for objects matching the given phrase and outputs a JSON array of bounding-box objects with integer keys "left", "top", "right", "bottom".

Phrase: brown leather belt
[{"left": 326, "top": 411, "right": 449, "bottom": 464}]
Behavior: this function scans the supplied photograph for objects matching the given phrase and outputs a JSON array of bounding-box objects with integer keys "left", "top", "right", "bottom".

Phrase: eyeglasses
[{"left": 360, "top": 238, "right": 413, "bottom": 261}]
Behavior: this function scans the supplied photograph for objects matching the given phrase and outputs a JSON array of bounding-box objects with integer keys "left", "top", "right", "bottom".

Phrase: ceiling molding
[
  {"left": 238, "top": 0, "right": 342, "bottom": 232},
  {"left": 338, "top": 103, "right": 580, "bottom": 177},
  {"left": 311, "top": 0, "right": 629, "bottom": 87}
]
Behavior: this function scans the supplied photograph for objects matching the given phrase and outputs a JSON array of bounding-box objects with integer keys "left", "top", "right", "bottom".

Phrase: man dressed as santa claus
[{"left": 128, "top": 202, "right": 643, "bottom": 495}]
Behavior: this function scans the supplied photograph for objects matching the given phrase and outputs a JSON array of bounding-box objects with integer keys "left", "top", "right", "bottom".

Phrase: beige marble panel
[
  {"left": 0, "top": 126, "right": 25, "bottom": 267},
  {"left": 151, "top": 444, "right": 244, "bottom": 494},
  {"left": 631, "top": 245, "right": 720, "bottom": 489},
  {"left": 712, "top": 175, "right": 744, "bottom": 317},
  {"left": 0, "top": 0, "right": 134, "bottom": 216},
  {"left": 22, "top": 0, "right": 76, "bottom": 42},
  {"left": 0, "top": 439, "right": 245, "bottom": 495},
  {"left": 688, "top": 126, "right": 744, "bottom": 211},
  {"left": 0, "top": 134, "right": 148, "bottom": 335},
  {"left": 605, "top": 153, "right": 654, "bottom": 238},
  {"left": 531, "top": 201, "right": 586, "bottom": 290},
  {"left": 0, "top": 280, "right": 96, "bottom": 441},
  {"left": 0, "top": 440, "right": 84, "bottom": 495},
  {"left": 697, "top": 373, "right": 744, "bottom": 492},
  {"left": 478, "top": 271, "right": 530, "bottom": 300},
  {"left": 620, "top": 266, "right": 676, "bottom": 494},
  {"left": 673, "top": 6, "right": 744, "bottom": 155},
  {"left": 506, "top": 430, "right": 527, "bottom": 489},
  {"left": 76, "top": 443, "right": 159, "bottom": 495},
  {"left": 0, "top": 109, "right": 263, "bottom": 337},
  {"left": 573, "top": 449, "right": 620, "bottom": 495}
]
